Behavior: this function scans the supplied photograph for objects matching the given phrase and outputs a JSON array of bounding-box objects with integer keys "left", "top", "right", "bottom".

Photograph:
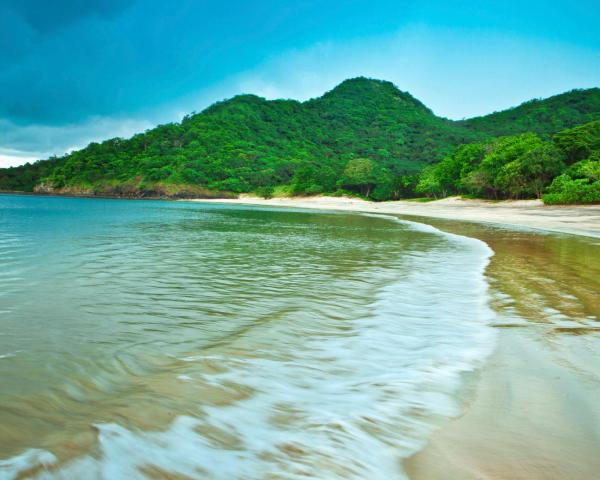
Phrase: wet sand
[
  {"left": 403, "top": 220, "right": 600, "bottom": 480},
  {"left": 404, "top": 328, "right": 600, "bottom": 480},
  {"left": 185, "top": 195, "right": 600, "bottom": 239},
  {"left": 186, "top": 197, "right": 600, "bottom": 479}
]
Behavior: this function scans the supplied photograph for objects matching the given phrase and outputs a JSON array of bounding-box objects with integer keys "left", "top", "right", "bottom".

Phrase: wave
[{"left": 5, "top": 215, "right": 497, "bottom": 480}]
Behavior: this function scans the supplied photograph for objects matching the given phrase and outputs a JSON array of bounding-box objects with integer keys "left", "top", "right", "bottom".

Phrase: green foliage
[
  {"left": 255, "top": 185, "right": 275, "bottom": 199},
  {"left": 542, "top": 129, "right": 600, "bottom": 204},
  {"left": 1, "top": 80, "right": 599, "bottom": 203},
  {"left": 415, "top": 166, "right": 442, "bottom": 198},
  {"left": 271, "top": 184, "right": 293, "bottom": 197},
  {"left": 543, "top": 175, "right": 600, "bottom": 204},
  {"left": 460, "top": 89, "right": 600, "bottom": 137},
  {"left": 370, "top": 173, "right": 418, "bottom": 201},
  {"left": 416, "top": 143, "right": 486, "bottom": 197},
  {"left": 565, "top": 157, "right": 600, "bottom": 181},
  {"left": 553, "top": 120, "right": 600, "bottom": 164},
  {"left": 339, "top": 158, "right": 378, "bottom": 196},
  {"left": 0, "top": 78, "right": 484, "bottom": 196},
  {"left": 494, "top": 143, "right": 564, "bottom": 198},
  {"left": 465, "top": 133, "right": 547, "bottom": 198},
  {"left": 442, "top": 133, "right": 563, "bottom": 199},
  {"left": 291, "top": 164, "right": 336, "bottom": 195},
  {"left": 417, "top": 120, "right": 598, "bottom": 204},
  {"left": 0, "top": 156, "right": 62, "bottom": 191}
]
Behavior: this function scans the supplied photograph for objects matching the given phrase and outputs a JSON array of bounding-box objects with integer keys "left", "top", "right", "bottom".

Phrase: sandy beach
[
  {"left": 404, "top": 218, "right": 600, "bottom": 480},
  {"left": 187, "top": 195, "right": 600, "bottom": 479},
  {"left": 186, "top": 195, "right": 600, "bottom": 239}
]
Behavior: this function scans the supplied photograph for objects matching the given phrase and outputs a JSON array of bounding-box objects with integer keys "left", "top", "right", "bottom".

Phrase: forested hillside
[
  {"left": 459, "top": 88, "right": 600, "bottom": 137},
  {"left": 1, "top": 78, "right": 599, "bottom": 202}
]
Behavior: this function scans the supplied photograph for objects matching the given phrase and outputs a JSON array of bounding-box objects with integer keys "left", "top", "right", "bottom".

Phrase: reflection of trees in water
[{"left": 422, "top": 218, "right": 600, "bottom": 325}]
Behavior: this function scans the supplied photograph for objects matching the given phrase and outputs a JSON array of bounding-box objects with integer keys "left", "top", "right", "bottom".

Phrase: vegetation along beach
[{"left": 1, "top": 1, "right": 599, "bottom": 479}]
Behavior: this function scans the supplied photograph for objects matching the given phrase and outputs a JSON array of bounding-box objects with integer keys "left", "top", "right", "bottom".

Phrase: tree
[
  {"left": 255, "top": 185, "right": 274, "bottom": 199},
  {"left": 291, "top": 164, "right": 336, "bottom": 195},
  {"left": 553, "top": 120, "right": 600, "bottom": 164},
  {"left": 340, "top": 158, "right": 377, "bottom": 196},
  {"left": 465, "top": 133, "right": 543, "bottom": 198},
  {"left": 394, "top": 174, "right": 419, "bottom": 198},
  {"left": 423, "top": 143, "right": 486, "bottom": 197},
  {"left": 495, "top": 143, "right": 564, "bottom": 198},
  {"left": 566, "top": 156, "right": 600, "bottom": 181},
  {"left": 416, "top": 166, "right": 442, "bottom": 198}
]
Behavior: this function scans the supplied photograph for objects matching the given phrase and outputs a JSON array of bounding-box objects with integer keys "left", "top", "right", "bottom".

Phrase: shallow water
[
  {"left": 0, "top": 195, "right": 498, "bottom": 479},
  {"left": 401, "top": 217, "right": 600, "bottom": 480}
]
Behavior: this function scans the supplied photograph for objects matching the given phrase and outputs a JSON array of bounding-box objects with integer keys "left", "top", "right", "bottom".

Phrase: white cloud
[
  {"left": 0, "top": 150, "right": 40, "bottom": 168},
  {"left": 0, "top": 116, "right": 153, "bottom": 166}
]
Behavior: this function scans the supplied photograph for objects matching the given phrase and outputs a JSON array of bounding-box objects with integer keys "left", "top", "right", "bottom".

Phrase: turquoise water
[{"left": 0, "top": 194, "right": 495, "bottom": 479}]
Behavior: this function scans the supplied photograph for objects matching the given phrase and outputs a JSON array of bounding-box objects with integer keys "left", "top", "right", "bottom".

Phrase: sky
[{"left": 1, "top": 0, "right": 599, "bottom": 167}]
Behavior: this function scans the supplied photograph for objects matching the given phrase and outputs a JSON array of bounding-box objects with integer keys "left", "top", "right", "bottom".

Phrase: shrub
[{"left": 543, "top": 175, "right": 600, "bottom": 204}]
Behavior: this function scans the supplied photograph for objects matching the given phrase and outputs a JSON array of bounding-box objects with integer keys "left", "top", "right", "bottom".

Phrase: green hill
[
  {"left": 459, "top": 88, "right": 600, "bottom": 137},
  {"left": 1, "top": 78, "right": 599, "bottom": 199}
]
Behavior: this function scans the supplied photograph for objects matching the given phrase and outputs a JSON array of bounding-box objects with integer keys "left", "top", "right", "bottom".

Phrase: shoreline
[
  {"left": 4, "top": 191, "right": 599, "bottom": 239},
  {"left": 402, "top": 221, "right": 600, "bottom": 480},
  {"left": 404, "top": 327, "right": 600, "bottom": 480},
  {"left": 183, "top": 195, "right": 600, "bottom": 239},
  {"left": 2, "top": 193, "right": 599, "bottom": 478},
  {"left": 190, "top": 195, "right": 600, "bottom": 479},
  {"left": 0, "top": 190, "right": 232, "bottom": 201}
]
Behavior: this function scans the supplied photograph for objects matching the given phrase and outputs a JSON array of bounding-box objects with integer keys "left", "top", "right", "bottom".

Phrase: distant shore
[
  {"left": 185, "top": 195, "right": 600, "bottom": 239},
  {"left": 0, "top": 189, "right": 234, "bottom": 201},
  {"left": 5, "top": 192, "right": 599, "bottom": 239}
]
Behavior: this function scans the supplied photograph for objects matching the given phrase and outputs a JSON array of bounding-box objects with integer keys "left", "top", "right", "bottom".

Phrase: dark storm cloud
[
  {"left": 2, "top": 0, "right": 135, "bottom": 34},
  {"left": 0, "top": 0, "right": 414, "bottom": 126}
]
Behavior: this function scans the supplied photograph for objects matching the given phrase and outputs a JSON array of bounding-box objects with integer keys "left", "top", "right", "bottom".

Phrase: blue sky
[{"left": 1, "top": 0, "right": 598, "bottom": 167}]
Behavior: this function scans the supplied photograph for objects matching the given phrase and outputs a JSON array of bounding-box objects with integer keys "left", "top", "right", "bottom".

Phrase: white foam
[{"left": 0, "top": 449, "right": 56, "bottom": 479}]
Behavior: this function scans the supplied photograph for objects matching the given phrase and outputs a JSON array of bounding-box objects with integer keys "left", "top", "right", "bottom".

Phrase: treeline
[
  {"left": 415, "top": 121, "right": 599, "bottom": 204},
  {"left": 0, "top": 79, "right": 598, "bottom": 203}
]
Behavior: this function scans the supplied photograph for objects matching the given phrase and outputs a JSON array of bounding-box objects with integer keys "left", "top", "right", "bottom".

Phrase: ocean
[{"left": 0, "top": 194, "right": 496, "bottom": 479}]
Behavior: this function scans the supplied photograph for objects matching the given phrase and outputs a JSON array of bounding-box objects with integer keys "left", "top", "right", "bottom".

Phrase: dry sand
[
  {"left": 186, "top": 195, "right": 600, "bottom": 239},
  {"left": 185, "top": 195, "right": 600, "bottom": 479}
]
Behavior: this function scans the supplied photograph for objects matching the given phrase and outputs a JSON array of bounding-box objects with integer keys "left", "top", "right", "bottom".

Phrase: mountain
[{"left": 1, "top": 78, "right": 599, "bottom": 198}]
